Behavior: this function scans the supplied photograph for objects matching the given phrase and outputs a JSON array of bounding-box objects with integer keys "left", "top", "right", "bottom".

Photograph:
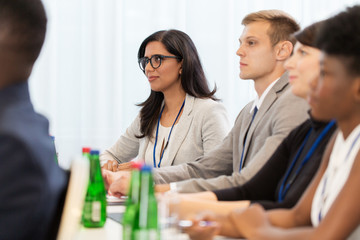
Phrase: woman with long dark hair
[{"left": 101, "top": 29, "right": 229, "bottom": 170}]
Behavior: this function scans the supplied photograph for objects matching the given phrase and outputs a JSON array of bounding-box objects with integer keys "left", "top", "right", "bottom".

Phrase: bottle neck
[
  {"left": 128, "top": 169, "right": 141, "bottom": 202},
  {"left": 89, "top": 154, "right": 102, "bottom": 183},
  {"left": 141, "top": 171, "right": 155, "bottom": 196}
]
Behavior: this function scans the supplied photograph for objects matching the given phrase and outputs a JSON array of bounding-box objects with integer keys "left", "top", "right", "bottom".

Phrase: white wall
[{"left": 29, "top": 0, "right": 360, "bottom": 168}]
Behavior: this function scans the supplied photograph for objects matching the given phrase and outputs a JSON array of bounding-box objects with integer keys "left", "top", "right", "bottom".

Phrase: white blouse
[
  {"left": 144, "top": 124, "right": 176, "bottom": 168},
  {"left": 100, "top": 94, "right": 230, "bottom": 167},
  {"left": 311, "top": 124, "right": 360, "bottom": 240}
]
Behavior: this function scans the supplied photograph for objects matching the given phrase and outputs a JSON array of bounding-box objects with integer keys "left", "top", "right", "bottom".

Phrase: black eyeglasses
[{"left": 138, "top": 54, "right": 182, "bottom": 72}]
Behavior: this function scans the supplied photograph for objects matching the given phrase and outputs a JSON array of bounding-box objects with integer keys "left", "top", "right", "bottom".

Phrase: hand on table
[
  {"left": 155, "top": 184, "right": 171, "bottom": 193},
  {"left": 184, "top": 212, "right": 220, "bottom": 240},
  {"left": 102, "top": 169, "right": 119, "bottom": 190},
  {"left": 229, "top": 204, "right": 270, "bottom": 239},
  {"left": 102, "top": 160, "right": 133, "bottom": 172},
  {"left": 107, "top": 171, "right": 131, "bottom": 198}
]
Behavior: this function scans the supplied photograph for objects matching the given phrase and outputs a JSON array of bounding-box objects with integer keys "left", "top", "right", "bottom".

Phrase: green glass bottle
[
  {"left": 82, "top": 147, "right": 91, "bottom": 159},
  {"left": 82, "top": 149, "right": 107, "bottom": 228},
  {"left": 123, "top": 162, "right": 143, "bottom": 240},
  {"left": 133, "top": 165, "right": 159, "bottom": 240}
]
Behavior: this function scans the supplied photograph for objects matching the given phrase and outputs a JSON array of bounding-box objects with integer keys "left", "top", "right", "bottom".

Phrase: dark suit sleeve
[
  {"left": 253, "top": 144, "right": 325, "bottom": 210},
  {"left": 0, "top": 135, "right": 47, "bottom": 239}
]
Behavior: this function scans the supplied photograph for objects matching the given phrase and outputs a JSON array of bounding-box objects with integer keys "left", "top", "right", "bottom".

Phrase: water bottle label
[
  {"left": 134, "top": 230, "right": 145, "bottom": 239},
  {"left": 92, "top": 201, "right": 101, "bottom": 222},
  {"left": 123, "top": 225, "right": 132, "bottom": 240},
  {"left": 148, "top": 230, "right": 158, "bottom": 240},
  {"left": 83, "top": 201, "right": 92, "bottom": 220}
]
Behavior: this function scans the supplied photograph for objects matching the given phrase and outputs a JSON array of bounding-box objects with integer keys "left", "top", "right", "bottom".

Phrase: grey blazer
[
  {"left": 153, "top": 73, "right": 310, "bottom": 192},
  {"left": 100, "top": 94, "right": 230, "bottom": 167}
]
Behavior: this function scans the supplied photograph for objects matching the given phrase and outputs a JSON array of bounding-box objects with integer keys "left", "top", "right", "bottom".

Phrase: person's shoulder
[
  {"left": 0, "top": 102, "right": 52, "bottom": 154},
  {"left": 269, "top": 88, "right": 309, "bottom": 123},
  {"left": 1, "top": 106, "right": 49, "bottom": 141},
  {"left": 192, "top": 97, "right": 227, "bottom": 114},
  {"left": 276, "top": 87, "right": 308, "bottom": 107},
  {"left": 0, "top": 133, "right": 27, "bottom": 150},
  {"left": 287, "top": 118, "right": 312, "bottom": 137},
  {"left": 194, "top": 97, "right": 221, "bottom": 107}
]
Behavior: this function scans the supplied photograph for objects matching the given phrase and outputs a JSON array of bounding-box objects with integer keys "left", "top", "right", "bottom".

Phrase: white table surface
[
  {"left": 76, "top": 206, "right": 124, "bottom": 240},
  {"left": 76, "top": 205, "right": 241, "bottom": 240}
]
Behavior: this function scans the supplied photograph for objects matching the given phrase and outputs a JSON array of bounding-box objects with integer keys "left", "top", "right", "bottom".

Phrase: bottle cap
[
  {"left": 82, "top": 147, "right": 91, "bottom": 153},
  {"left": 131, "top": 161, "right": 143, "bottom": 170},
  {"left": 90, "top": 150, "right": 100, "bottom": 155},
  {"left": 141, "top": 165, "right": 152, "bottom": 172}
]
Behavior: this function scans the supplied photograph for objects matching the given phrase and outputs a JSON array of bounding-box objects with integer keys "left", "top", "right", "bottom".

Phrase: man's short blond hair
[{"left": 242, "top": 9, "right": 299, "bottom": 46}]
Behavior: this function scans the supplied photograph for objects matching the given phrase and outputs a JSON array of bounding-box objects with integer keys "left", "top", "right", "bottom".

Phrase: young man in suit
[
  {"left": 0, "top": 0, "right": 68, "bottom": 239},
  {"left": 104, "top": 10, "right": 309, "bottom": 195}
]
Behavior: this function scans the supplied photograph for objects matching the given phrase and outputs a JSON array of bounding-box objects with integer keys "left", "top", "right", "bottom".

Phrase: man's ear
[{"left": 276, "top": 41, "right": 293, "bottom": 61}]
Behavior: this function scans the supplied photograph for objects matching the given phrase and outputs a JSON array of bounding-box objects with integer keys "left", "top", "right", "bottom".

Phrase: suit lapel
[
  {"left": 241, "top": 73, "right": 289, "bottom": 165},
  {"left": 236, "top": 108, "right": 253, "bottom": 170},
  {"left": 166, "top": 94, "right": 195, "bottom": 166}
]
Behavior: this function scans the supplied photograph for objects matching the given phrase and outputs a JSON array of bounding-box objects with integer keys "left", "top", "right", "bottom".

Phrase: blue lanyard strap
[
  {"left": 278, "top": 120, "right": 336, "bottom": 202},
  {"left": 153, "top": 99, "right": 185, "bottom": 168}
]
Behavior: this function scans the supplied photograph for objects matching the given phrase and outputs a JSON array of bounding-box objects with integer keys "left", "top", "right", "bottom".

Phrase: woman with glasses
[{"left": 101, "top": 29, "right": 230, "bottom": 171}]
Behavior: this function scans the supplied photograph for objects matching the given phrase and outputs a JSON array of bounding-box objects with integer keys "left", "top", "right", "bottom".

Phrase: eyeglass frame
[{"left": 138, "top": 54, "right": 182, "bottom": 73}]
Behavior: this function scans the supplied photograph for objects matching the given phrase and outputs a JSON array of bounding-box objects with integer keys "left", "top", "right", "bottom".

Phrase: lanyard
[
  {"left": 153, "top": 99, "right": 185, "bottom": 168},
  {"left": 318, "top": 127, "right": 360, "bottom": 222},
  {"left": 278, "top": 120, "right": 336, "bottom": 202}
]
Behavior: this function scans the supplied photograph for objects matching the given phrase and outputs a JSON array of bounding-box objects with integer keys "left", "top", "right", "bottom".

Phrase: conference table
[
  {"left": 76, "top": 205, "right": 125, "bottom": 240},
  {"left": 76, "top": 205, "right": 241, "bottom": 240}
]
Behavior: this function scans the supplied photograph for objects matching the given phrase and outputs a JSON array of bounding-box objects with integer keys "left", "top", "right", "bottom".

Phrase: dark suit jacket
[{"left": 0, "top": 82, "right": 68, "bottom": 240}]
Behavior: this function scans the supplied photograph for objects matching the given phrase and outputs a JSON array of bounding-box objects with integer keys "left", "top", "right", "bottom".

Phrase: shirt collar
[{"left": 250, "top": 78, "right": 280, "bottom": 113}]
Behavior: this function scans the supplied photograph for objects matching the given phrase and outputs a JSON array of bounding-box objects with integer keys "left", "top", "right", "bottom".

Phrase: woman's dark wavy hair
[{"left": 136, "top": 29, "right": 217, "bottom": 138}]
